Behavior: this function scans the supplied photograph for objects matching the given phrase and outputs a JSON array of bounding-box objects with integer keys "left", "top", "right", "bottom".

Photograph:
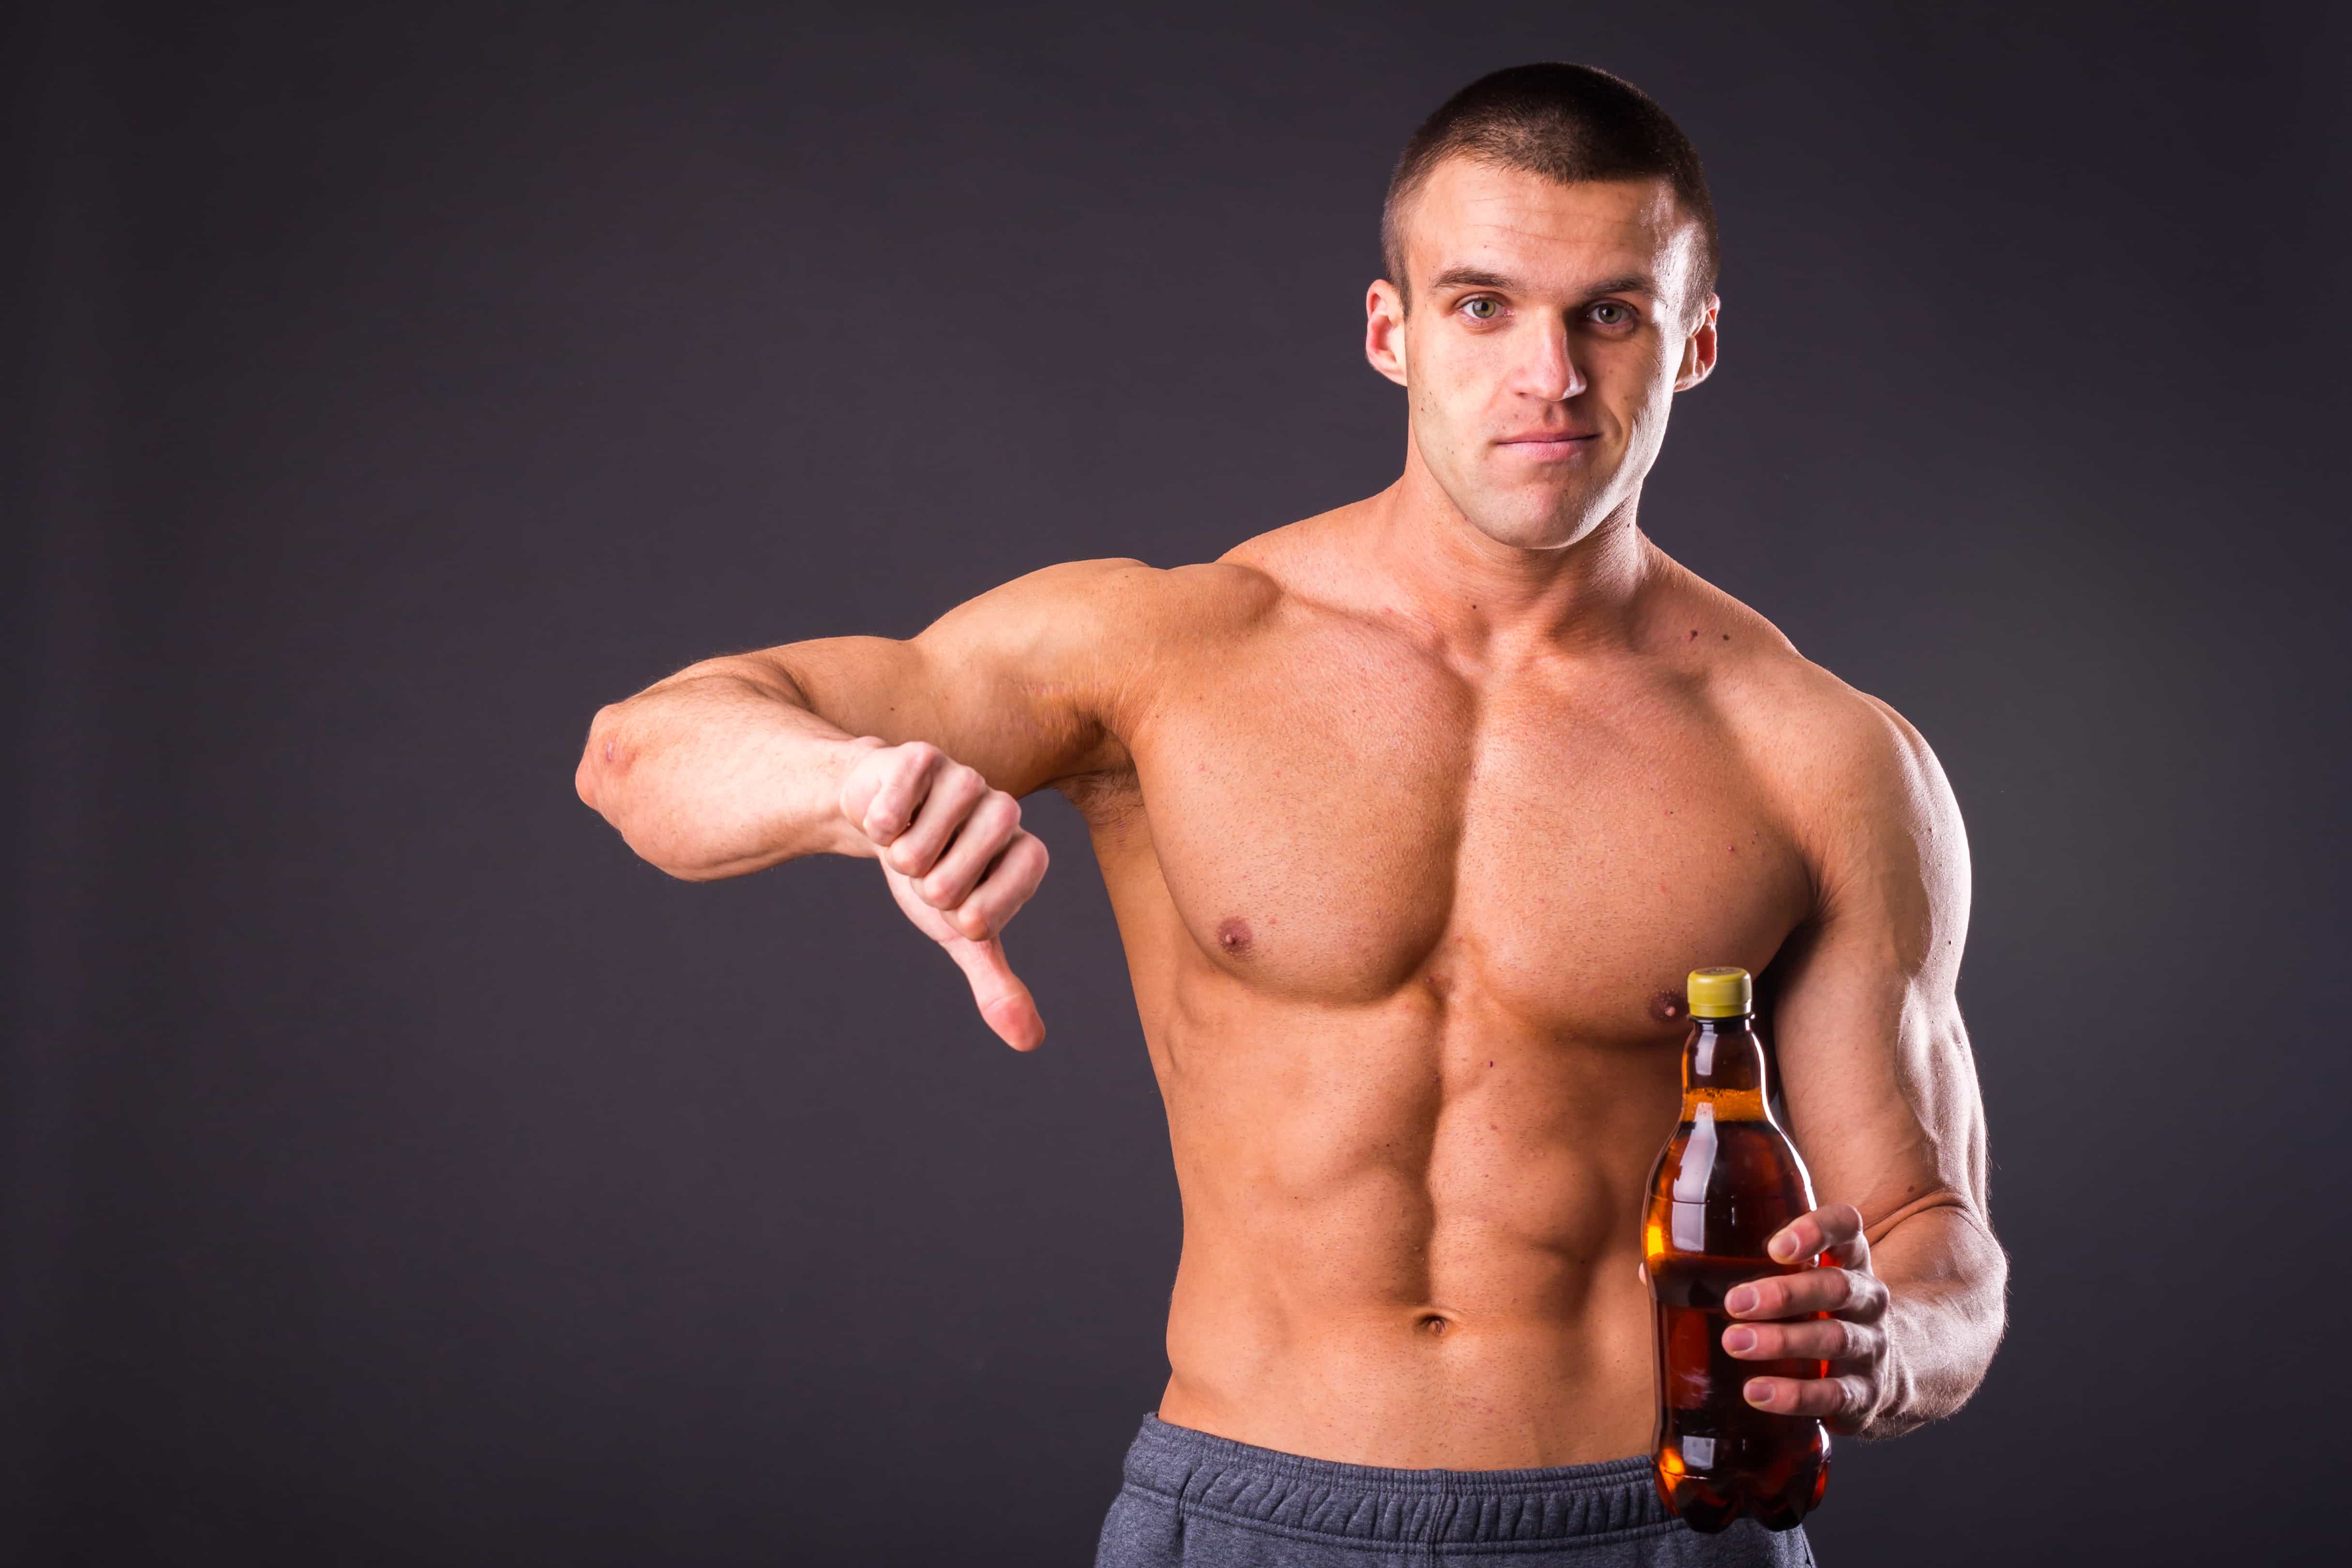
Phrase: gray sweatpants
[{"left": 1097, "top": 1417, "right": 1814, "bottom": 1567}]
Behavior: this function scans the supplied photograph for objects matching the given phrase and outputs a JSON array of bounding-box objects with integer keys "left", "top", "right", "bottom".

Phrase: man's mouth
[{"left": 1495, "top": 432, "right": 1599, "bottom": 459}]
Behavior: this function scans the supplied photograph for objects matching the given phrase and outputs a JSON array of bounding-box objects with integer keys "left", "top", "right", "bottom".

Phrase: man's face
[{"left": 1366, "top": 159, "right": 1718, "bottom": 552}]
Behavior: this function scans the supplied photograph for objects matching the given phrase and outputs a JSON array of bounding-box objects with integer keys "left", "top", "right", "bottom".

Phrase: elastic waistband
[{"left": 1119, "top": 1415, "right": 1677, "bottom": 1548}]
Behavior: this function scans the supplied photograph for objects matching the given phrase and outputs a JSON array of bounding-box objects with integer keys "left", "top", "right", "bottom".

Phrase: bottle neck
[{"left": 1683, "top": 1013, "right": 1770, "bottom": 1120}]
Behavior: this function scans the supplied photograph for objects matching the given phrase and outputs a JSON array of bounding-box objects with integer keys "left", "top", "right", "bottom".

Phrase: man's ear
[
  {"left": 1675, "top": 293, "right": 1720, "bottom": 392},
  {"left": 1365, "top": 279, "right": 1409, "bottom": 388}
]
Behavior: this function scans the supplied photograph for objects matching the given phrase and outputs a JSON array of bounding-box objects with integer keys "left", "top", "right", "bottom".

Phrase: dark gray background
[{"left": 7, "top": 1, "right": 2346, "bottom": 1563}]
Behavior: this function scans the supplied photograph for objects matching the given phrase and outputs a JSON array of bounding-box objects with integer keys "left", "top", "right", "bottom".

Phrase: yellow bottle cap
[{"left": 1686, "top": 966, "right": 1753, "bottom": 1018}]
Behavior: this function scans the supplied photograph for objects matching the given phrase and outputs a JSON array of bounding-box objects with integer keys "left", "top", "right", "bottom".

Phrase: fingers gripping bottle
[{"left": 1643, "top": 967, "right": 1831, "bottom": 1533}]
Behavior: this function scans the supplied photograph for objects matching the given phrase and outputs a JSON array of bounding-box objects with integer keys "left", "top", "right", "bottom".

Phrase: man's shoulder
[
  {"left": 1653, "top": 565, "right": 1954, "bottom": 844},
  {"left": 1213, "top": 503, "right": 1408, "bottom": 611},
  {"left": 1029, "top": 499, "right": 1394, "bottom": 628},
  {"left": 929, "top": 554, "right": 1280, "bottom": 653},
  {"left": 1669, "top": 576, "right": 1971, "bottom": 932}
]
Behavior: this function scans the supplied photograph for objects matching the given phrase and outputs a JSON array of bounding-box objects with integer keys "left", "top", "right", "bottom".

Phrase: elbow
[
  {"left": 575, "top": 705, "right": 625, "bottom": 813},
  {"left": 578, "top": 706, "right": 670, "bottom": 863},
  {"left": 574, "top": 744, "right": 603, "bottom": 812},
  {"left": 573, "top": 707, "right": 734, "bottom": 881}
]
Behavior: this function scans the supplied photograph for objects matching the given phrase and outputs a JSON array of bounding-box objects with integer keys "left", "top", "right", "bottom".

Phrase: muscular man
[{"left": 577, "top": 64, "right": 2005, "bottom": 1566}]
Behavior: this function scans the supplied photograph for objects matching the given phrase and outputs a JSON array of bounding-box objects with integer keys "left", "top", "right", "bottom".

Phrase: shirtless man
[{"left": 576, "top": 65, "right": 2006, "bottom": 1566}]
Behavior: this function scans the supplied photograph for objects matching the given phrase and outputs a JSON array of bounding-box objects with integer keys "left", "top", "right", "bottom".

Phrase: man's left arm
[{"left": 1727, "top": 696, "right": 2008, "bottom": 1437}]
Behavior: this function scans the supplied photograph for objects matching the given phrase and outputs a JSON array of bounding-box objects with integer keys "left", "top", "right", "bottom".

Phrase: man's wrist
[
  {"left": 1854, "top": 1291, "right": 1930, "bottom": 1437},
  {"left": 809, "top": 734, "right": 889, "bottom": 858}
]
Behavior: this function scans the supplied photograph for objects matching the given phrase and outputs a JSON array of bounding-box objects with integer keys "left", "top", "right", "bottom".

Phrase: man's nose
[{"left": 1514, "top": 318, "right": 1587, "bottom": 402}]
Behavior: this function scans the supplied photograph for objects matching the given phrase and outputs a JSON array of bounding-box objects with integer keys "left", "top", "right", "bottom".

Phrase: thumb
[{"left": 943, "top": 934, "right": 1045, "bottom": 1052}]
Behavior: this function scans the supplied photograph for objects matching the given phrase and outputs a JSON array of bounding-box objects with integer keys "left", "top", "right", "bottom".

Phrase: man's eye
[
  {"left": 1590, "top": 302, "right": 1633, "bottom": 326},
  {"left": 1462, "top": 298, "right": 1500, "bottom": 321}
]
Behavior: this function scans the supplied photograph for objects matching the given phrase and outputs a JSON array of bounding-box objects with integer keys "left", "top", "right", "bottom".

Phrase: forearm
[
  {"left": 576, "top": 659, "right": 879, "bottom": 879},
  {"left": 1866, "top": 1202, "right": 2008, "bottom": 1436}
]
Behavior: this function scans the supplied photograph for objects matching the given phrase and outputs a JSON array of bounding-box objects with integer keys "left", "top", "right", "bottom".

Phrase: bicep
[
  {"left": 1771, "top": 706, "right": 1990, "bottom": 1233},
  {"left": 738, "top": 559, "right": 1150, "bottom": 796}
]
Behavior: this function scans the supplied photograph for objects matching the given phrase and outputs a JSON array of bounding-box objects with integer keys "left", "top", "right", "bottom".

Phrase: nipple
[
  {"left": 1648, "top": 990, "right": 1685, "bottom": 1026},
  {"left": 1216, "top": 917, "right": 1253, "bottom": 956}
]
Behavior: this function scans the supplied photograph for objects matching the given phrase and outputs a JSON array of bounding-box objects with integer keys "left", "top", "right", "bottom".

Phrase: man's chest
[{"left": 1115, "top": 625, "right": 1813, "bottom": 1036}]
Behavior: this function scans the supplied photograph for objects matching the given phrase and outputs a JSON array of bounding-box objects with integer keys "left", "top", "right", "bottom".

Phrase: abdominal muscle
[{"left": 1145, "top": 982, "right": 1679, "bottom": 1470}]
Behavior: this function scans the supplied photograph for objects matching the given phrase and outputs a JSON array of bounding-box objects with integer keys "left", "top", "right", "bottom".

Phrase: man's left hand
[{"left": 1723, "top": 1202, "right": 1893, "bottom": 1435}]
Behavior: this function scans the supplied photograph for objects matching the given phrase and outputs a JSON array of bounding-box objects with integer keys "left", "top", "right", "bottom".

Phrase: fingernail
[
  {"left": 1725, "top": 1327, "right": 1756, "bottom": 1354},
  {"left": 1744, "top": 1380, "right": 1773, "bottom": 1409},
  {"left": 1726, "top": 1286, "right": 1757, "bottom": 1314},
  {"left": 1769, "top": 1234, "right": 1797, "bottom": 1262}
]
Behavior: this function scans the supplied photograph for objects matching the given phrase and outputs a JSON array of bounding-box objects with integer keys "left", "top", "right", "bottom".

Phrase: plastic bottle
[{"left": 1643, "top": 966, "right": 1830, "bottom": 1533}]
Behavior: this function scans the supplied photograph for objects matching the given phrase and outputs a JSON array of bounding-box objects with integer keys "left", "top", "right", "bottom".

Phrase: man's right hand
[{"left": 836, "top": 740, "right": 1051, "bottom": 1051}]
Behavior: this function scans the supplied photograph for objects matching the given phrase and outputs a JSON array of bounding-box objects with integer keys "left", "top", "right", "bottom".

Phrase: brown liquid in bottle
[{"left": 1643, "top": 968, "right": 1830, "bottom": 1534}]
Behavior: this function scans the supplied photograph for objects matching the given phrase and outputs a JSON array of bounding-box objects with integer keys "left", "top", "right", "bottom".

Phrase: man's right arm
[
  {"left": 574, "top": 558, "right": 1155, "bottom": 1047},
  {"left": 574, "top": 656, "right": 886, "bottom": 878}
]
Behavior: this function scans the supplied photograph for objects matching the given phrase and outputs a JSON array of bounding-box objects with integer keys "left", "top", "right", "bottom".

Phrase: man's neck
[{"left": 1360, "top": 464, "right": 1654, "bottom": 663}]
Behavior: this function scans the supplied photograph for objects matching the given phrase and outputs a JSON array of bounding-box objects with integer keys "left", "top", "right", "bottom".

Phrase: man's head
[{"left": 1366, "top": 65, "right": 1721, "bottom": 553}]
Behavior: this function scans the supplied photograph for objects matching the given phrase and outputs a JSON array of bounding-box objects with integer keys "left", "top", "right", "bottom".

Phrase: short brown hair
[{"left": 1382, "top": 64, "right": 1720, "bottom": 311}]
